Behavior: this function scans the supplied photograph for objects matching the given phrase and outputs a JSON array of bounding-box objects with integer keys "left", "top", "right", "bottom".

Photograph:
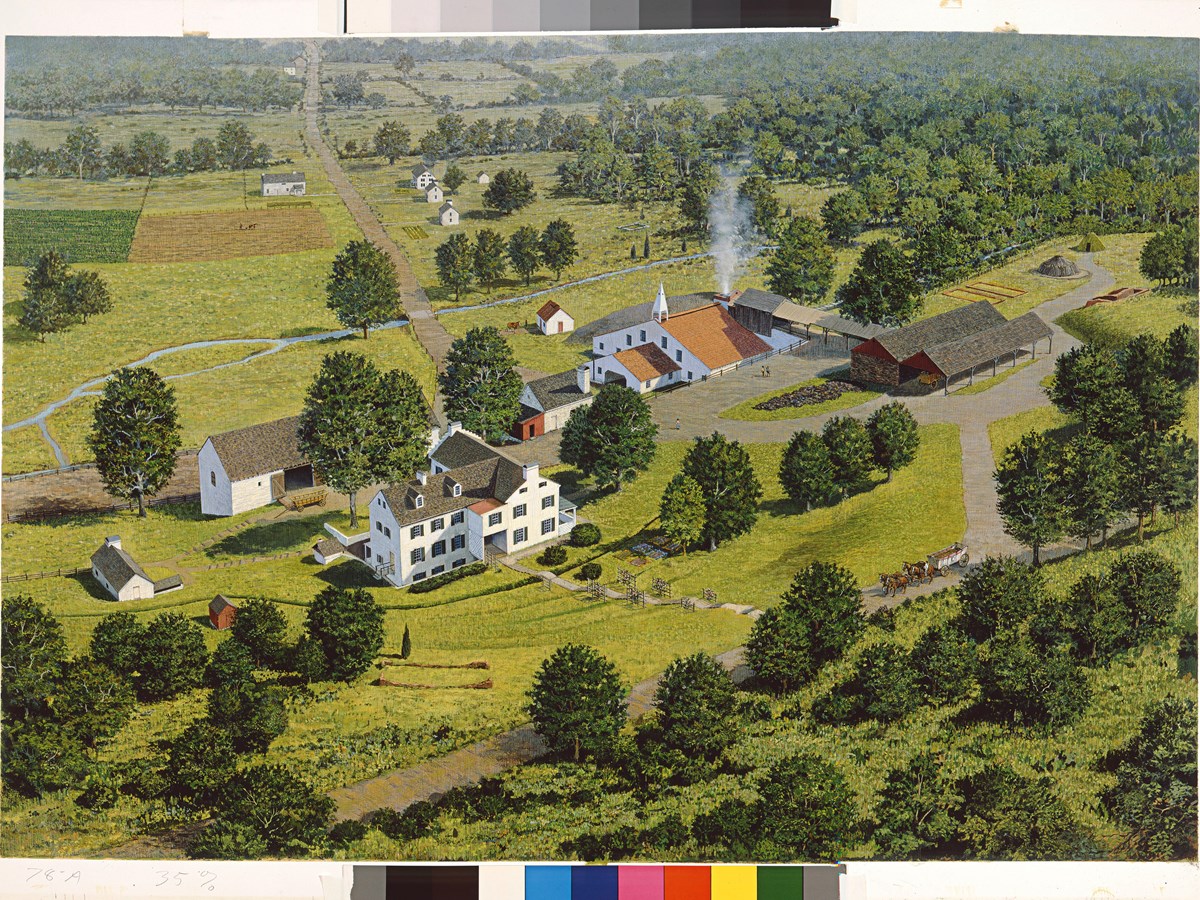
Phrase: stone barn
[{"left": 199, "top": 416, "right": 316, "bottom": 516}]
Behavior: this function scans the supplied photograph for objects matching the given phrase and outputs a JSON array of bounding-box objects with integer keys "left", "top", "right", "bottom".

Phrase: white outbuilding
[{"left": 198, "top": 416, "right": 316, "bottom": 516}]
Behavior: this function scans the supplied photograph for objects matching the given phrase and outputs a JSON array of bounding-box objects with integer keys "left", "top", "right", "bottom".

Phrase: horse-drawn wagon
[{"left": 928, "top": 542, "right": 969, "bottom": 575}]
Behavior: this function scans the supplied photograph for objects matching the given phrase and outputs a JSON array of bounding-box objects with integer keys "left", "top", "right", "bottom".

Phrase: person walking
[{"left": 675, "top": 417, "right": 681, "bottom": 430}]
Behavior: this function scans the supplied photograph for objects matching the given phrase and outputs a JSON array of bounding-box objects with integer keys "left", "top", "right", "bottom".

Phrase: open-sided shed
[
  {"left": 900, "top": 312, "right": 1054, "bottom": 392},
  {"left": 851, "top": 303, "right": 1006, "bottom": 385}
]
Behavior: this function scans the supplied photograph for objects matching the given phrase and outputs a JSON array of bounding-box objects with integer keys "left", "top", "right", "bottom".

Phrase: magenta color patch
[{"left": 619, "top": 866, "right": 665, "bottom": 900}]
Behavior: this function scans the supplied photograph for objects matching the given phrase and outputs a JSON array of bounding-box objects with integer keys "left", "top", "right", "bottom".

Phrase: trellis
[
  {"left": 627, "top": 586, "right": 646, "bottom": 608},
  {"left": 701, "top": 588, "right": 717, "bottom": 605},
  {"left": 651, "top": 577, "right": 671, "bottom": 600}
]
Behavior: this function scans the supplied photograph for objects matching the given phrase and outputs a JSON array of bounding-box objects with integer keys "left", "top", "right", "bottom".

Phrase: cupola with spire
[{"left": 652, "top": 283, "right": 669, "bottom": 323}]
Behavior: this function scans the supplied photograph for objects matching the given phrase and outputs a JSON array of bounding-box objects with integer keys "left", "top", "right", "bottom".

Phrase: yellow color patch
[{"left": 711, "top": 866, "right": 757, "bottom": 900}]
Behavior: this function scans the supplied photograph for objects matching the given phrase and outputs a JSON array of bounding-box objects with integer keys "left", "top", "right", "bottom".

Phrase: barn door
[{"left": 270, "top": 472, "right": 285, "bottom": 500}]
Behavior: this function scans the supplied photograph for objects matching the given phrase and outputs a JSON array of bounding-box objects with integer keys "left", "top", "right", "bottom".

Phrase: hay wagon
[{"left": 928, "top": 542, "right": 969, "bottom": 575}]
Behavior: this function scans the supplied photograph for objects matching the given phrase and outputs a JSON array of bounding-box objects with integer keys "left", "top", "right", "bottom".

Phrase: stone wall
[{"left": 851, "top": 351, "right": 900, "bottom": 385}]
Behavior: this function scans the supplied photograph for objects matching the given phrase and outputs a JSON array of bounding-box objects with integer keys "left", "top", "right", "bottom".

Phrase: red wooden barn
[{"left": 209, "top": 595, "right": 238, "bottom": 630}]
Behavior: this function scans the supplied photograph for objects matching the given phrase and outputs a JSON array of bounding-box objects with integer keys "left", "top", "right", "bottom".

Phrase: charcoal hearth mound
[{"left": 754, "top": 381, "right": 858, "bottom": 411}]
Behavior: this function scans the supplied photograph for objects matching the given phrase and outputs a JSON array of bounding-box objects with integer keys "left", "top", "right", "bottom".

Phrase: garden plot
[
  {"left": 127, "top": 208, "right": 333, "bottom": 263},
  {"left": 3, "top": 208, "right": 140, "bottom": 265}
]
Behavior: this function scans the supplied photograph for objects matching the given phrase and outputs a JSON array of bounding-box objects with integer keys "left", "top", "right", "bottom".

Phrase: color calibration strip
[
  {"left": 385, "top": 1, "right": 837, "bottom": 33},
  {"left": 352, "top": 864, "right": 842, "bottom": 900}
]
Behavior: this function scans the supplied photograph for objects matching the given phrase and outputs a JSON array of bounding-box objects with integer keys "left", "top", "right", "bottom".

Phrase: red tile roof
[
  {"left": 660, "top": 304, "right": 772, "bottom": 369},
  {"left": 537, "top": 300, "right": 563, "bottom": 321},
  {"left": 613, "top": 343, "right": 681, "bottom": 381}
]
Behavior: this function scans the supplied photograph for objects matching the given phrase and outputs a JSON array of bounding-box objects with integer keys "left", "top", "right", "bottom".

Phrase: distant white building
[
  {"left": 511, "top": 367, "right": 594, "bottom": 441},
  {"left": 477, "top": 172, "right": 490, "bottom": 184},
  {"left": 260, "top": 172, "right": 305, "bottom": 197},
  {"left": 412, "top": 164, "right": 435, "bottom": 190},
  {"left": 536, "top": 300, "right": 574, "bottom": 335},
  {"left": 425, "top": 183, "right": 444, "bottom": 204},
  {"left": 90, "top": 536, "right": 181, "bottom": 601},
  {"left": 355, "top": 423, "right": 575, "bottom": 587},
  {"left": 198, "top": 416, "right": 316, "bottom": 517},
  {"left": 439, "top": 200, "right": 460, "bottom": 226}
]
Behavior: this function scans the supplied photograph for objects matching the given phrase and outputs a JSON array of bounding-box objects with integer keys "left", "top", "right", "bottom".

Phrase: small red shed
[{"left": 209, "top": 595, "right": 238, "bottom": 630}]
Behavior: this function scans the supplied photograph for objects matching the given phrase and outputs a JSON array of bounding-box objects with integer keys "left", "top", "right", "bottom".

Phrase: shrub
[
  {"left": 570, "top": 523, "right": 602, "bottom": 547},
  {"left": 189, "top": 819, "right": 269, "bottom": 859},
  {"left": 328, "top": 819, "right": 368, "bottom": 848},
  {"left": 408, "top": 561, "right": 488, "bottom": 594},
  {"left": 539, "top": 544, "right": 568, "bottom": 566},
  {"left": 578, "top": 562, "right": 602, "bottom": 581},
  {"left": 370, "top": 800, "right": 439, "bottom": 842},
  {"left": 76, "top": 774, "right": 120, "bottom": 810},
  {"left": 692, "top": 798, "right": 760, "bottom": 851}
]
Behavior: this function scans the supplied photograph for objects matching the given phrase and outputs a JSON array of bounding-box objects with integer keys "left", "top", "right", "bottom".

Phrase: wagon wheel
[
  {"left": 317, "top": 496, "right": 326, "bottom": 507},
  {"left": 958, "top": 552, "right": 969, "bottom": 567},
  {"left": 938, "top": 563, "right": 949, "bottom": 576}
]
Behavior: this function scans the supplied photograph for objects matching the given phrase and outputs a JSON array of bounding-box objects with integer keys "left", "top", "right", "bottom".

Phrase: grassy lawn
[
  {"left": 562, "top": 426, "right": 964, "bottom": 606},
  {"left": 1059, "top": 290, "right": 1197, "bottom": 350},
  {"left": 2, "top": 425, "right": 59, "bottom": 474},
  {"left": 951, "top": 358, "right": 1038, "bottom": 396},
  {"left": 718, "top": 373, "right": 882, "bottom": 422},
  {"left": 987, "top": 405, "right": 1075, "bottom": 468}
]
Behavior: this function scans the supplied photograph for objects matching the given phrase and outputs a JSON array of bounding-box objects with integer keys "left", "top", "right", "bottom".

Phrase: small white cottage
[
  {"left": 91, "top": 536, "right": 181, "bottom": 601},
  {"left": 439, "top": 200, "right": 460, "bottom": 226},
  {"left": 536, "top": 300, "right": 575, "bottom": 335},
  {"left": 260, "top": 172, "right": 306, "bottom": 197},
  {"left": 425, "top": 183, "right": 444, "bottom": 204},
  {"left": 477, "top": 172, "right": 490, "bottom": 184},
  {"left": 412, "top": 164, "right": 435, "bottom": 190},
  {"left": 199, "top": 416, "right": 316, "bottom": 516}
]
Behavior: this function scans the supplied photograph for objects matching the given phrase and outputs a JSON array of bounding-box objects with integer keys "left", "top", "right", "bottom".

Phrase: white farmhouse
[
  {"left": 90, "top": 536, "right": 181, "bottom": 601},
  {"left": 198, "top": 416, "right": 316, "bottom": 516},
  {"left": 536, "top": 300, "right": 574, "bottom": 335},
  {"left": 425, "top": 183, "right": 444, "bottom": 204},
  {"left": 358, "top": 424, "right": 575, "bottom": 587},
  {"left": 511, "top": 367, "right": 593, "bottom": 441},
  {"left": 412, "top": 164, "right": 435, "bottom": 190},
  {"left": 438, "top": 200, "right": 460, "bottom": 226},
  {"left": 477, "top": 172, "right": 490, "bottom": 184},
  {"left": 260, "top": 172, "right": 306, "bottom": 197}
]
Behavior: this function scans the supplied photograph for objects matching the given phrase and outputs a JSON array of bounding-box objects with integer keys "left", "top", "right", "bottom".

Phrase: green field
[
  {"left": 3, "top": 208, "right": 141, "bottom": 265},
  {"left": 719, "top": 374, "right": 882, "bottom": 422}
]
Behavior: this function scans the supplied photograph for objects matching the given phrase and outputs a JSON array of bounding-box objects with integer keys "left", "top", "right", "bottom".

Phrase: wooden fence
[
  {"left": 2, "top": 448, "right": 199, "bottom": 483},
  {"left": 5, "top": 492, "right": 202, "bottom": 524},
  {"left": 2, "top": 566, "right": 90, "bottom": 584}
]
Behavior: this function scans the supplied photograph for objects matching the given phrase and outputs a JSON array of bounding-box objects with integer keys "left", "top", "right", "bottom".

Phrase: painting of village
[{"left": 1, "top": 31, "right": 1196, "bottom": 863}]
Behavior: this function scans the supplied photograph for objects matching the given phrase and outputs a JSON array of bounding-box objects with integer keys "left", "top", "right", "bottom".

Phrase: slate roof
[
  {"left": 431, "top": 430, "right": 503, "bottom": 470},
  {"left": 660, "top": 304, "right": 773, "bottom": 369},
  {"left": 153, "top": 575, "right": 183, "bottom": 593},
  {"left": 907, "top": 312, "right": 1053, "bottom": 378},
  {"left": 91, "top": 542, "right": 150, "bottom": 589},
  {"left": 313, "top": 537, "right": 344, "bottom": 558},
  {"left": 567, "top": 294, "right": 716, "bottom": 344},
  {"left": 732, "top": 288, "right": 790, "bottom": 315},
  {"left": 209, "top": 595, "right": 237, "bottom": 614},
  {"left": 537, "top": 300, "right": 563, "bottom": 321},
  {"left": 425, "top": 183, "right": 442, "bottom": 195},
  {"left": 261, "top": 172, "right": 305, "bottom": 184},
  {"left": 526, "top": 369, "right": 587, "bottom": 412},
  {"left": 413, "top": 164, "right": 432, "bottom": 176},
  {"left": 612, "top": 343, "right": 682, "bottom": 381},
  {"left": 380, "top": 454, "right": 525, "bottom": 528},
  {"left": 439, "top": 201, "right": 456, "bottom": 215},
  {"left": 864, "top": 303, "right": 1007, "bottom": 364},
  {"left": 207, "top": 416, "right": 308, "bottom": 482}
]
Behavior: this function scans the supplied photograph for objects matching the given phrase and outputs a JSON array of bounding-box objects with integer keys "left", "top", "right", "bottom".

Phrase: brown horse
[
  {"left": 904, "top": 561, "right": 934, "bottom": 584},
  {"left": 880, "top": 572, "right": 909, "bottom": 596}
]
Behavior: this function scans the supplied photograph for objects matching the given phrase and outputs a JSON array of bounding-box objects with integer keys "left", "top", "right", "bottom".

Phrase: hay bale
[
  {"left": 1074, "top": 232, "right": 1106, "bottom": 252},
  {"left": 1037, "top": 255, "right": 1081, "bottom": 277}
]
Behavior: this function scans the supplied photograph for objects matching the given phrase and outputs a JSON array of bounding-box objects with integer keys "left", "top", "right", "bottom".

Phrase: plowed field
[{"left": 127, "top": 208, "right": 333, "bottom": 263}]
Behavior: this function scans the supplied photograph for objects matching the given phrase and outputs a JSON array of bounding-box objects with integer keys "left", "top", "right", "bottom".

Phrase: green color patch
[
  {"left": 3, "top": 208, "right": 140, "bottom": 265},
  {"left": 758, "top": 865, "right": 804, "bottom": 899}
]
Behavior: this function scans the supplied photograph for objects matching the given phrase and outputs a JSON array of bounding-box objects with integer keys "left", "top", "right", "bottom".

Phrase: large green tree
[
  {"left": 682, "top": 432, "right": 762, "bottom": 551},
  {"left": 134, "top": 612, "right": 209, "bottom": 701},
  {"left": 483, "top": 168, "right": 537, "bottom": 215},
  {"left": 653, "top": 653, "right": 737, "bottom": 761},
  {"left": 303, "top": 586, "right": 385, "bottom": 682},
  {"left": 871, "top": 752, "right": 959, "bottom": 859},
  {"left": 230, "top": 597, "right": 289, "bottom": 668},
  {"left": 779, "top": 430, "right": 836, "bottom": 510},
  {"left": 373, "top": 120, "right": 411, "bottom": 164},
  {"left": 757, "top": 754, "right": 861, "bottom": 860},
  {"left": 20, "top": 250, "right": 75, "bottom": 341},
  {"left": 298, "top": 352, "right": 429, "bottom": 528},
  {"left": 955, "top": 556, "right": 1046, "bottom": 643},
  {"left": 560, "top": 383, "right": 657, "bottom": 492},
  {"left": 1, "top": 595, "right": 67, "bottom": 722},
  {"left": 472, "top": 228, "right": 508, "bottom": 294},
  {"left": 539, "top": 219, "right": 579, "bottom": 280},
  {"left": 506, "top": 225, "right": 542, "bottom": 286},
  {"left": 737, "top": 175, "right": 781, "bottom": 239},
  {"left": 88, "top": 611, "right": 146, "bottom": 678},
  {"left": 765, "top": 216, "right": 835, "bottom": 304},
  {"left": 62, "top": 270, "right": 112, "bottom": 324},
  {"left": 822, "top": 415, "right": 875, "bottom": 495},
  {"left": 87, "top": 366, "right": 182, "bottom": 516},
  {"left": 1058, "top": 432, "right": 1124, "bottom": 549},
  {"left": 193, "top": 764, "right": 334, "bottom": 858},
  {"left": 435, "top": 232, "right": 476, "bottom": 301},
  {"left": 956, "top": 766, "right": 1093, "bottom": 859},
  {"left": 994, "top": 430, "right": 1064, "bottom": 565},
  {"left": 52, "top": 657, "right": 135, "bottom": 749},
  {"left": 658, "top": 474, "right": 705, "bottom": 556},
  {"left": 836, "top": 239, "right": 921, "bottom": 326},
  {"left": 325, "top": 240, "right": 402, "bottom": 339},
  {"left": 865, "top": 401, "right": 920, "bottom": 482},
  {"left": 821, "top": 189, "right": 868, "bottom": 246},
  {"left": 438, "top": 326, "right": 524, "bottom": 441},
  {"left": 526, "top": 644, "right": 625, "bottom": 762}
]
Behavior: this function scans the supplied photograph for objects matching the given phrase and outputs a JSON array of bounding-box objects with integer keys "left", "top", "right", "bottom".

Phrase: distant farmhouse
[
  {"left": 512, "top": 367, "right": 593, "bottom": 441},
  {"left": 851, "top": 303, "right": 1052, "bottom": 392},
  {"left": 536, "top": 300, "right": 574, "bottom": 335},
  {"left": 439, "top": 200, "right": 459, "bottom": 226},
  {"left": 588, "top": 285, "right": 784, "bottom": 393},
  {"left": 91, "top": 536, "right": 182, "bottom": 601},
  {"left": 285, "top": 54, "right": 306, "bottom": 76},
  {"left": 412, "top": 164, "right": 435, "bottom": 190},
  {"left": 260, "top": 172, "right": 306, "bottom": 197},
  {"left": 320, "top": 423, "right": 574, "bottom": 587},
  {"left": 425, "top": 183, "right": 444, "bottom": 204},
  {"left": 477, "top": 172, "right": 490, "bottom": 184},
  {"left": 199, "top": 416, "right": 316, "bottom": 516}
]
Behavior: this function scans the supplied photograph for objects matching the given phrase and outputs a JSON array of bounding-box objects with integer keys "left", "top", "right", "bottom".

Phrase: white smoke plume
[{"left": 708, "top": 175, "right": 757, "bottom": 295}]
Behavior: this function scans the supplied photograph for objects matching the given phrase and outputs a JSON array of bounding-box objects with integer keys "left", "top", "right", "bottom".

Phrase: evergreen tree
[
  {"left": 994, "top": 431, "right": 1064, "bottom": 565},
  {"left": 506, "top": 225, "right": 541, "bottom": 286},
  {"left": 303, "top": 586, "right": 385, "bottom": 682},
  {"left": 836, "top": 239, "right": 921, "bottom": 326},
  {"left": 483, "top": 168, "right": 537, "bottom": 215},
  {"left": 822, "top": 415, "right": 875, "bottom": 496},
  {"left": 682, "top": 432, "right": 762, "bottom": 551},
  {"left": 1058, "top": 432, "right": 1124, "bottom": 549},
  {"left": 765, "top": 216, "right": 835, "bottom": 303},
  {"left": 653, "top": 653, "right": 737, "bottom": 761},
  {"left": 435, "top": 232, "right": 476, "bottom": 301},
  {"left": 1163, "top": 324, "right": 1198, "bottom": 384},
  {"left": 560, "top": 383, "right": 657, "bottom": 492},
  {"left": 526, "top": 644, "right": 625, "bottom": 762},
  {"left": 540, "top": 219, "right": 579, "bottom": 280},
  {"left": 325, "top": 240, "right": 402, "bottom": 339},
  {"left": 439, "top": 326, "right": 524, "bottom": 441},
  {"left": 778, "top": 430, "right": 835, "bottom": 510},
  {"left": 659, "top": 474, "right": 705, "bottom": 556},
  {"left": 865, "top": 402, "right": 919, "bottom": 482},
  {"left": 401, "top": 624, "right": 412, "bottom": 660},
  {"left": 472, "top": 228, "right": 508, "bottom": 293},
  {"left": 87, "top": 366, "right": 181, "bottom": 516},
  {"left": 642, "top": 234, "right": 650, "bottom": 259}
]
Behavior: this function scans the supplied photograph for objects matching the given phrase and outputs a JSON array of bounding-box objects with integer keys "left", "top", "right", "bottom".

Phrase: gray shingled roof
[
  {"left": 153, "top": 575, "right": 183, "bottom": 593},
  {"left": 430, "top": 431, "right": 502, "bottom": 470},
  {"left": 313, "top": 537, "right": 344, "bottom": 558},
  {"left": 567, "top": 294, "right": 717, "bottom": 344},
  {"left": 209, "top": 594, "right": 237, "bottom": 614},
  {"left": 526, "top": 369, "right": 587, "bottom": 412},
  {"left": 413, "top": 164, "right": 431, "bottom": 176},
  {"left": 733, "top": 288, "right": 790, "bottom": 315},
  {"left": 208, "top": 416, "right": 308, "bottom": 482},
  {"left": 381, "top": 459, "right": 497, "bottom": 527},
  {"left": 439, "top": 201, "right": 456, "bottom": 215},
  {"left": 869, "top": 303, "right": 1007, "bottom": 363},
  {"left": 913, "top": 312, "right": 1054, "bottom": 378},
  {"left": 91, "top": 542, "right": 150, "bottom": 589},
  {"left": 261, "top": 172, "right": 305, "bottom": 184}
]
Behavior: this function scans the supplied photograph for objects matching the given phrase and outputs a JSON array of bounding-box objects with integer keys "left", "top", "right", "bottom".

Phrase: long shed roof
[
  {"left": 859, "top": 302, "right": 1007, "bottom": 364},
  {"left": 902, "top": 312, "right": 1053, "bottom": 378}
]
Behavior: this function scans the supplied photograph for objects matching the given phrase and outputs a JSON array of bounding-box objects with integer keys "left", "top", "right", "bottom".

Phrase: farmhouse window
[
  {"left": 451, "top": 534, "right": 465, "bottom": 550},
  {"left": 599, "top": 342, "right": 605, "bottom": 350},
  {"left": 452, "top": 558, "right": 466, "bottom": 568},
  {"left": 542, "top": 496, "right": 554, "bottom": 509},
  {"left": 541, "top": 518, "right": 554, "bottom": 535},
  {"left": 451, "top": 511, "right": 465, "bottom": 526},
  {"left": 514, "top": 504, "right": 527, "bottom": 518},
  {"left": 645, "top": 381, "right": 651, "bottom": 389},
  {"left": 675, "top": 349, "right": 683, "bottom": 362},
  {"left": 432, "top": 518, "right": 444, "bottom": 530},
  {"left": 412, "top": 571, "right": 427, "bottom": 582},
  {"left": 520, "top": 487, "right": 528, "bottom": 493},
  {"left": 488, "top": 512, "right": 503, "bottom": 527},
  {"left": 539, "top": 481, "right": 547, "bottom": 488},
  {"left": 452, "top": 484, "right": 461, "bottom": 497},
  {"left": 626, "top": 334, "right": 633, "bottom": 346},
  {"left": 432, "top": 541, "right": 446, "bottom": 557},
  {"left": 431, "top": 565, "right": 445, "bottom": 575},
  {"left": 411, "top": 524, "right": 424, "bottom": 538},
  {"left": 210, "top": 471, "right": 216, "bottom": 486},
  {"left": 660, "top": 337, "right": 667, "bottom": 349},
  {"left": 640, "top": 329, "right": 646, "bottom": 341},
  {"left": 384, "top": 527, "right": 391, "bottom": 538},
  {"left": 411, "top": 548, "right": 425, "bottom": 564},
  {"left": 376, "top": 522, "right": 383, "bottom": 532},
  {"left": 376, "top": 554, "right": 384, "bottom": 564},
  {"left": 415, "top": 495, "right": 424, "bottom": 508},
  {"left": 687, "top": 371, "right": 693, "bottom": 380},
  {"left": 513, "top": 527, "right": 527, "bottom": 544}
]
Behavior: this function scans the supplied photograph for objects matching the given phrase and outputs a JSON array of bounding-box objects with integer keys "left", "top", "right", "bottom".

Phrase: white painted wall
[
  {"left": 592, "top": 318, "right": 709, "bottom": 384},
  {"left": 230, "top": 472, "right": 278, "bottom": 516},
  {"left": 199, "top": 440, "right": 233, "bottom": 517}
]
